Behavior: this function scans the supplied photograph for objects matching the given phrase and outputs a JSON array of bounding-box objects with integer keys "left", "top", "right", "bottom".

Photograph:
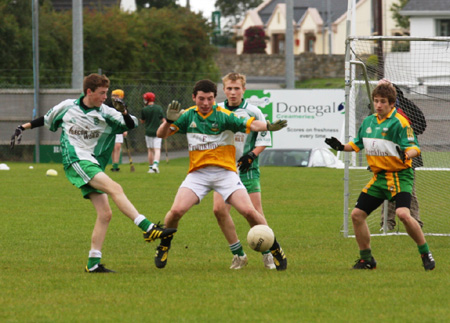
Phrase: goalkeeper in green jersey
[
  {"left": 325, "top": 82, "right": 435, "bottom": 271},
  {"left": 10, "top": 73, "right": 176, "bottom": 273},
  {"left": 214, "top": 72, "right": 275, "bottom": 270}
]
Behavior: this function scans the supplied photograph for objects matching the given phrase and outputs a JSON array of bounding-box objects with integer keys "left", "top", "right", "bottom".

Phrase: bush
[{"left": 243, "top": 26, "right": 266, "bottom": 54}]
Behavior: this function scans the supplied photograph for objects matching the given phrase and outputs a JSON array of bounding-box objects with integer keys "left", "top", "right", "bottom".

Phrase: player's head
[
  {"left": 83, "top": 74, "right": 110, "bottom": 107},
  {"left": 111, "top": 89, "right": 125, "bottom": 100},
  {"left": 192, "top": 79, "right": 217, "bottom": 114},
  {"left": 83, "top": 73, "right": 110, "bottom": 96},
  {"left": 222, "top": 72, "right": 246, "bottom": 106},
  {"left": 372, "top": 83, "right": 397, "bottom": 104},
  {"left": 372, "top": 83, "right": 396, "bottom": 117},
  {"left": 143, "top": 92, "right": 155, "bottom": 104}
]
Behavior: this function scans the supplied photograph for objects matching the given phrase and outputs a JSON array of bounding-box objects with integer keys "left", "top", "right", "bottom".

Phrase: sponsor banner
[{"left": 244, "top": 89, "right": 345, "bottom": 149}]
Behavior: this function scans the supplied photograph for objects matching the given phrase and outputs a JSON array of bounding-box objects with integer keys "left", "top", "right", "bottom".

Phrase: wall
[{"left": 214, "top": 51, "right": 345, "bottom": 80}]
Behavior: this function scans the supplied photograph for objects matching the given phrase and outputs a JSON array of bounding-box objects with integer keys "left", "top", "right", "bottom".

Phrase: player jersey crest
[{"left": 189, "top": 121, "right": 197, "bottom": 128}]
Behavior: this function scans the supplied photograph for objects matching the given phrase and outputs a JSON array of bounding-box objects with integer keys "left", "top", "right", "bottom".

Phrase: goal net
[{"left": 342, "top": 36, "right": 450, "bottom": 237}]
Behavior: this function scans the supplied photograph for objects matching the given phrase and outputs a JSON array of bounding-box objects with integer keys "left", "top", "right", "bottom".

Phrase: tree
[
  {"left": 243, "top": 26, "right": 266, "bottom": 54},
  {"left": 390, "top": 0, "right": 410, "bottom": 30},
  {"left": 215, "top": 0, "right": 262, "bottom": 27},
  {"left": 136, "top": 0, "right": 178, "bottom": 10}
]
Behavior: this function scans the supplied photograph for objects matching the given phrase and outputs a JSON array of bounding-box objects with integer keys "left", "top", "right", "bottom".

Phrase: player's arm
[
  {"left": 250, "top": 119, "right": 287, "bottom": 132},
  {"left": 156, "top": 119, "right": 174, "bottom": 139},
  {"left": 325, "top": 137, "right": 355, "bottom": 152},
  {"left": 237, "top": 146, "right": 266, "bottom": 172},
  {"left": 10, "top": 116, "right": 45, "bottom": 149}
]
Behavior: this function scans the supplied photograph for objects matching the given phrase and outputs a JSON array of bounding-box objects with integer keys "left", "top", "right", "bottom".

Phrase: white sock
[
  {"left": 89, "top": 249, "right": 102, "bottom": 258},
  {"left": 134, "top": 214, "right": 146, "bottom": 226}
]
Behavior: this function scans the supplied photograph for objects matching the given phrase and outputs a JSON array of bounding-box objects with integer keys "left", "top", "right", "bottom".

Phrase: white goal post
[{"left": 342, "top": 36, "right": 450, "bottom": 237}]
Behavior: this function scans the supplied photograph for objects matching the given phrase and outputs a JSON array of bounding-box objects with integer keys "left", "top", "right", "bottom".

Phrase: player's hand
[
  {"left": 112, "top": 98, "right": 127, "bottom": 113},
  {"left": 396, "top": 146, "right": 407, "bottom": 163},
  {"left": 325, "top": 137, "right": 344, "bottom": 151},
  {"left": 237, "top": 151, "right": 256, "bottom": 173},
  {"left": 166, "top": 100, "right": 184, "bottom": 123},
  {"left": 267, "top": 119, "right": 287, "bottom": 131},
  {"left": 10, "top": 125, "right": 24, "bottom": 149}
]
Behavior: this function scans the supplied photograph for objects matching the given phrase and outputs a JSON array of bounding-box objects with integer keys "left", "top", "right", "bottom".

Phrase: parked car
[{"left": 259, "top": 148, "right": 344, "bottom": 168}]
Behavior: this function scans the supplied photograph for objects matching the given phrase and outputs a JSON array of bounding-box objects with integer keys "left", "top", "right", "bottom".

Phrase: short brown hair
[
  {"left": 372, "top": 83, "right": 397, "bottom": 104},
  {"left": 222, "top": 72, "right": 246, "bottom": 88},
  {"left": 83, "top": 74, "right": 110, "bottom": 95},
  {"left": 193, "top": 79, "right": 217, "bottom": 97}
]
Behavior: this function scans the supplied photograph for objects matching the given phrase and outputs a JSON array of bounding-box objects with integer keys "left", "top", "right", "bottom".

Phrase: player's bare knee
[
  {"left": 351, "top": 209, "right": 366, "bottom": 224},
  {"left": 98, "top": 209, "right": 112, "bottom": 223}
]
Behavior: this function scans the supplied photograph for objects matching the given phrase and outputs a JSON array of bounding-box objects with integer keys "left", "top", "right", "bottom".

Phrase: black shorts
[{"left": 355, "top": 192, "right": 411, "bottom": 216}]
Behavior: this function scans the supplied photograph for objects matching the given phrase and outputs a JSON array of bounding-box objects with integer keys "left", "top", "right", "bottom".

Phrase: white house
[{"left": 235, "top": 0, "right": 401, "bottom": 55}]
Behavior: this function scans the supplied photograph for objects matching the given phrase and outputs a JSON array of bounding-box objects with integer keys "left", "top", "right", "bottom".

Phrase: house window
[{"left": 437, "top": 19, "right": 450, "bottom": 36}]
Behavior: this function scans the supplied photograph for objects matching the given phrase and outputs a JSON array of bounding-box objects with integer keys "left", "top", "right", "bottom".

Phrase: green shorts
[
  {"left": 363, "top": 168, "right": 414, "bottom": 201},
  {"left": 65, "top": 161, "right": 104, "bottom": 199},
  {"left": 240, "top": 174, "right": 261, "bottom": 194}
]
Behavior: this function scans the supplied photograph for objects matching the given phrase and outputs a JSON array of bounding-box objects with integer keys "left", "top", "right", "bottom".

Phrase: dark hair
[
  {"left": 372, "top": 83, "right": 397, "bottom": 104},
  {"left": 83, "top": 73, "right": 110, "bottom": 95},
  {"left": 193, "top": 79, "right": 217, "bottom": 97}
]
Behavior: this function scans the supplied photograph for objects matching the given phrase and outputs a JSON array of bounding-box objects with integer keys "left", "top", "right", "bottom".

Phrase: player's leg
[
  {"left": 87, "top": 170, "right": 175, "bottom": 242},
  {"left": 111, "top": 135, "right": 123, "bottom": 171},
  {"left": 151, "top": 138, "right": 162, "bottom": 173},
  {"left": 155, "top": 187, "right": 199, "bottom": 268},
  {"left": 351, "top": 192, "right": 383, "bottom": 269},
  {"left": 248, "top": 191, "right": 275, "bottom": 269},
  {"left": 410, "top": 173, "right": 423, "bottom": 227},
  {"left": 145, "top": 136, "right": 155, "bottom": 173},
  {"left": 228, "top": 189, "right": 286, "bottom": 270},
  {"left": 395, "top": 192, "right": 434, "bottom": 270},
  {"left": 85, "top": 192, "right": 114, "bottom": 273},
  {"left": 213, "top": 191, "right": 247, "bottom": 269}
]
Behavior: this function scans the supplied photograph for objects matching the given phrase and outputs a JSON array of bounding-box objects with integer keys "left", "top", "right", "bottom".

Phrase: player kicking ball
[
  {"left": 10, "top": 73, "right": 176, "bottom": 273},
  {"left": 325, "top": 82, "right": 435, "bottom": 271},
  {"left": 154, "top": 79, "right": 288, "bottom": 271}
]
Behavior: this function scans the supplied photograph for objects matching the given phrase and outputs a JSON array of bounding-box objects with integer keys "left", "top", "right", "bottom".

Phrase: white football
[
  {"left": 46, "top": 169, "right": 58, "bottom": 177},
  {"left": 247, "top": 225, "right": 274, "bottom": 252}
]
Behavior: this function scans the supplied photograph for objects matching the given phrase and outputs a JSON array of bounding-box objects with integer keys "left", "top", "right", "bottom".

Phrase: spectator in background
[
  {"left": 140, "top": 92, "right": 166, "bottom": 173},
  {"left": 109, "top": 89, "right": 127, "bottom": 172},
  {"left": 377, "top": 79, "right": 427, "bottom": 231}
]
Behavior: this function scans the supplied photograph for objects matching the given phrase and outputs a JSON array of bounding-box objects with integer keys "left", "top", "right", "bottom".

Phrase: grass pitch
[{"left": 0, "top": 159, "right": 449, "bottom": 322}]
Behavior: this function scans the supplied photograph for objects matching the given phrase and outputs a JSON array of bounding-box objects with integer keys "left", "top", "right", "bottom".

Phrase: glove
[
  {"left": 237, "top": 151, "right": 256, "bottom": 173},
  {"left": 267, "top": 119, "right": 287, "bottom": 131},
  {"left": 396, "top": 146, "right": 407, "bottom": 163},
  {"left": 10, "top": 125, "right": 25, "bottom": 149},
  {"left": 325, "top": 137, "right": 344, "bottom": 151},
  {"left": 112, "top": 98, "right": 127, "bottom": 113},
  {"left": 166, "top": 100, "right": 184, "bottom": 123}
]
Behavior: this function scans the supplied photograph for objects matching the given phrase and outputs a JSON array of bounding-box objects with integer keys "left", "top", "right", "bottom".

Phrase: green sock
[
  {"left": 261, "top": 250, "right": 271, "bottom": 255},
  {"left": 230, "top": 241, "right": 245, "bottom": 256},
  {"left": 87, "top": 257, "right": 101, "bottom": 269},
  {"left": 418, "top": 242, "right": 430, "bottom": 254},
  {"left": 138, "top": 219, "right": 152, "bottom": 232},
  {"left": 113, "top": 163, "right": 119, "bottom": 169},
  {"left": 153, "top": 161, "right": 159, "bottom": 166},
  {"left": 360, "top": 248, "right": 372, "bottom": 261}
]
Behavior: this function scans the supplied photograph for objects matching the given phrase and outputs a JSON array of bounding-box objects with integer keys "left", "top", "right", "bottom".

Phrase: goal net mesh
[{"left": 343, "top": 36, "right": 450, "bottom": 237}]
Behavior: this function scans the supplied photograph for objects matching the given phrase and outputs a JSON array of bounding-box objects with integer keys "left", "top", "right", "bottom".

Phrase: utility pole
[
  {"left": 285, "top": 0, "right": 295, "bottom": 89},
  {"left": 32, "top": 0, "right": 40, "bottom": 162},
  {"left": 72, "top": 0, "right": 83, "bottom": 89}
]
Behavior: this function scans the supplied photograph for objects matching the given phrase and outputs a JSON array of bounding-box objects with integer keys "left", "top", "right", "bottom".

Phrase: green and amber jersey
[
  {"left": 349, "top": 108, "right": 420, "bottom": 174},
  {"left": 169, "top": 104, "right": 254, "bottom": 173}
]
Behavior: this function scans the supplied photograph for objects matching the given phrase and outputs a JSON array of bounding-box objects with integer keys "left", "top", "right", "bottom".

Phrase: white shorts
[
  {"left": 145, "top": 136, "right": 162, "bottom": 149},
  {"left": 115, "top": 134, "right": 123, "bottom": 143},
  {"left": 180, "top": 166, "right": 246, "bottom": 203}
]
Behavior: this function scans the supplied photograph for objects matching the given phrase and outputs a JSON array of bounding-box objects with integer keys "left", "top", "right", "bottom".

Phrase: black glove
[
  {"left": 325, "top": 137, "right": 344, "bottom": 151},
  {"left": 112, "top": 98, "right": 127, "bottom": 113},
  {"left": 237, "top": 151, "right": 257, "bottom": 172},
  {"left": 396, "top": 146, "right": 407, "bottom": 163},
  {"left": 10, "top": 125, "right": 24, "bottom": 149}
]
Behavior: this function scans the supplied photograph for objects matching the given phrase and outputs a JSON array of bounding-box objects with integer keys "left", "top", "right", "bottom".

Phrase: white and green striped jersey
[
  {"left": 217, "top": 99, "right": 272, "bottom": 172},
  {"left": 44, "top": 95, "right": 138, "bottom": 169}
]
